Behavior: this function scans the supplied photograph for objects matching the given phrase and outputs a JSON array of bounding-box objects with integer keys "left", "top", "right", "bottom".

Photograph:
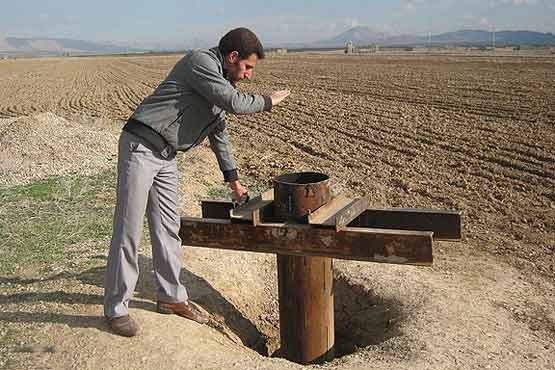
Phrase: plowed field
[
  {"left": 1, "top": 53, "right": 555, "bottom": 370},
  {"left": 1, "top": 53, "right": 552, "bottom": 277}
]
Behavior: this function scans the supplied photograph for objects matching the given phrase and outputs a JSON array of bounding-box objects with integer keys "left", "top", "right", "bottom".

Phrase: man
[{"left": 104, "top": 28, "right": 290, "bottom": 337}]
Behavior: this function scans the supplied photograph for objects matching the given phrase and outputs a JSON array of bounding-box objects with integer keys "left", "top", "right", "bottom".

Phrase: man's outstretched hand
[
  {"left": 270, "top": 90, "right": 290, "bottom": 106},
  {"left": 229, "top": 180, "right": 249, "bottom": 205}
]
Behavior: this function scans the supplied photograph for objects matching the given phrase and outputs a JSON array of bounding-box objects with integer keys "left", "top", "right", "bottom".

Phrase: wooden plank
[
  {"left": 180, "top": 217, "right": 433, "bottom": 265},
  {"left": 335, "top": 196, "right": 371, "bottom": 231},
  {"left": 308, "top": 193, "right": 352, "bottom": 226},
  {"left": 350, "top": 208, "right": 461, "bottom": 241},
  {"left": 201, "top": 200, "right": 233, "bottom": 220}
]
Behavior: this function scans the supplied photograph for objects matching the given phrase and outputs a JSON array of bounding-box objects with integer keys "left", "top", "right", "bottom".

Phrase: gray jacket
[{"left": 130, "top": 46, "right": 272, "bottom": 181}]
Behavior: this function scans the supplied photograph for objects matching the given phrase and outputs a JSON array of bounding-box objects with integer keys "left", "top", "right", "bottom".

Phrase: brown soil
[
  {"left": 0, "top": 53, "right": 554, "bottom": 370},
  {"left": 0, "top": 113, "right": 119, "bottom": 185}
]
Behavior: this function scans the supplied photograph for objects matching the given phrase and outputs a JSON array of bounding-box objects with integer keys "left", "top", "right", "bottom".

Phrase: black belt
[{"left": 122, "top": 119, "right": 175, "bottom": 159}]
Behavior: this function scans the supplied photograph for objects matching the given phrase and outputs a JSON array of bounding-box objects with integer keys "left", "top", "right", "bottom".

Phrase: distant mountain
[
  {"left": 431, "top": 30, "right": 555, "bottom": 45},
  {"left": 3, "top": 28, "right": 554, "bottom": 57},
  {"left": 315, "top": 28, "right": 555, "bottom": 47},
  {"left": 0, "top": 37, "right": 146, "bottom": 56},
  {"left": 318, "top": 26, "right": 389, "bottom": 46}
]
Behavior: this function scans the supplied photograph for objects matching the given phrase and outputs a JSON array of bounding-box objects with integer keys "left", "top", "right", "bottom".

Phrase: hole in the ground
[
  {"left": 333, "top": 271, "right": 403, "bottom": 357},
  {"left": 197, "top": 269, "right": 404, "bottom": 362},
  {"left": 133, "top": 255, "right": 403, "bottom": 362}
]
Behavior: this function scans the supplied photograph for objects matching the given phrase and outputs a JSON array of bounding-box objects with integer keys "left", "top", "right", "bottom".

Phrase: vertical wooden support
[{"left": 274, "top": 172, "right": 335, "bottom": 364}]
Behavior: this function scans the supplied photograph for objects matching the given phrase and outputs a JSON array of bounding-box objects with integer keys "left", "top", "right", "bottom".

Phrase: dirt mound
[{"left": 0, "top": 113, "right": 119, "bottom": 185}]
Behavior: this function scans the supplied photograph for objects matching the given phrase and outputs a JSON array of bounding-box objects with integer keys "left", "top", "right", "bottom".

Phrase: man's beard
[{"left": 225, "top": 62, "right": 241, "bottom": 84}]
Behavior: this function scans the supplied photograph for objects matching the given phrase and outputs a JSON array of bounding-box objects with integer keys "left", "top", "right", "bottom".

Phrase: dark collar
[
  {"left": 212, "top": 46, "right": 224, "bottom": 66},
  {"left": 212, "top": 46, "right": 236, "bottom": 86},
  {"left": 212, "top": 46, "right": 228, "bottom": 79}
]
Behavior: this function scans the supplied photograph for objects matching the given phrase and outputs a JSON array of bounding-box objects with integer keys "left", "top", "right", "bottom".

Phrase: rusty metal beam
[
  {"left": 201, "top": 200, "right": 233, "bottom": 219},
  {"left": 334, "top": 196, "right": 371, "bottom": 231},
  {"left": 199, "top": 200, "right": 461, "bottom": 240},
  {"left": 308, "top": 194, "right": 352, "bottom": 226},
  {"left": 202, "top": 189, "right": 276, "bottom": 225},
  {"left": 231, "top": 198, "right": 274, "bottom": 226},
  {"left": 179, "top": 217, "right": 433, "bottom": 265},
  {"left": 350, "top": 208, "right": 461, "bottom": 241}
]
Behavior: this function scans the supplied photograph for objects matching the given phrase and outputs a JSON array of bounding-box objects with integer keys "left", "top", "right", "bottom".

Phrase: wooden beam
[
  {"left": 179, "top": 217, "right": 433, "bottom": 265},
  {"left": 350, "top": 208, "right": 461, "bottom": 241}
]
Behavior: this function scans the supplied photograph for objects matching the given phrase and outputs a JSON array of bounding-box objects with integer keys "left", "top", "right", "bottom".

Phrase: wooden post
[{"left": 274, "top": 172, "right": 335, "bottom": 364}]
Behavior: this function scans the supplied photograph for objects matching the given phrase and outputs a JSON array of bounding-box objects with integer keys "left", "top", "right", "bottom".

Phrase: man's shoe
[
  {"left": 106, "top": 314, "right": 139, "bottom": 337},
  {"left": 157, "top": 300, "right": 209, "bottom": 324}
]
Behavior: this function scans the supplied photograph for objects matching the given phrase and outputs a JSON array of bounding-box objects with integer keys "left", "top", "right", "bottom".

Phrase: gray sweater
[{"left": 131, "top": 46, "right": 272, "bottom": 181}]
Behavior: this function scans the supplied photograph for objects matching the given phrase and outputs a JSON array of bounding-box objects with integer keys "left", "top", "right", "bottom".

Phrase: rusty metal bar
[
  {"left": 351, "top": 208, "right": 462, "bottom": 241},
  {"left": 201, "top": 200, "right": 233, "bottom": 219},
  {"left": 334, "top": 196, "right": 371, "bottom": 231},
  {"left": 179, "top": 217, "right": 433, "bottom": 265},
  {"left": 200, "top": 199, "right": 460, "bottom": 240},
  {"left": 308, "top": 193, "right": 352, "bottom": 226}
]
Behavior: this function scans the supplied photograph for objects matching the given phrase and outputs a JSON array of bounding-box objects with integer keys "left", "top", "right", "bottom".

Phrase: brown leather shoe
[
  {"left": 157, "top": 300, "right": 209, "bottom": 324},
  {"left": 106, "top": 315, "right": 139, "bottom": 337}
]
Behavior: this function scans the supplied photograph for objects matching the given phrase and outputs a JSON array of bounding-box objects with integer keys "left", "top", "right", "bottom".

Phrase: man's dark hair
[{"left": 218, "top": 28, "right": 265, "bottom": 60}]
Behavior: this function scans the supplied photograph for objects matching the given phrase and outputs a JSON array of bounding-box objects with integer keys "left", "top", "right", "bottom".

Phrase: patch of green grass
[
  {"left": 0, "top": 171, "right": 116, "bottom": 275},
  {"left": 0, "top": 177, "right": 60, "bottom": 202},
  {"left": 205, "top": 179, "right": 269, "bottom": 200},
  {"left": 206, "top": 183, "right": 231, "bottom": 200},
  {"left": 243, "top": 182, "right": 268, "bottom": 197}
]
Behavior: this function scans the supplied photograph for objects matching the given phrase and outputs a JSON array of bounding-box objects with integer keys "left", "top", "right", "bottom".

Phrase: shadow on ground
[
  {"left": 0, "top": 255, "right": 270, "bottom": 355},
  {"left": 333, "top": 271, "right": 404, "bottom": 357},
  {"left": 0, "top": 256, "right": 406, "bottom": 360}
]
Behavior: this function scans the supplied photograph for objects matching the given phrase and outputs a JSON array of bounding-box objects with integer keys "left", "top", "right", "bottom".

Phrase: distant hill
[
  {"left": 317, "top": 26, "right": 389, "bottom": 46},
  {"left": 425, "top": 30, "right": 555, "bottom": 46},
  {"left": 3, "top": 28, "right": 554, "bottom": 57},
  {"left": 0, "top": 37, "right": 145, "bottom": 56},
  {"left": 315, "top": 27, "right": 555, "bottom": 47}
]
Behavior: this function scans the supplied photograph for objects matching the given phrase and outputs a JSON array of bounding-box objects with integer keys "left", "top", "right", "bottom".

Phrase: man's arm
[
  {"left": 208, "top": 118, "right": 249, "bottom": 200},
  {"left": 186, "top": 52, "right": 272, "bottom": 114},
  {"left": 208, "top": 118, "right": 239, "bottom": 182}
]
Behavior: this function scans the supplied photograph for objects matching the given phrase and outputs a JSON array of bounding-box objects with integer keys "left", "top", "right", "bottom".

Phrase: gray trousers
[{"left": 104, "top": 130, "right": 188, "bottom": 318}]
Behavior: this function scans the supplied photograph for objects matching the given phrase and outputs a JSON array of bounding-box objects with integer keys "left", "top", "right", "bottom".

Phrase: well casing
[{"left": 273, "top": 172, "right": 335, "bottom": 364}]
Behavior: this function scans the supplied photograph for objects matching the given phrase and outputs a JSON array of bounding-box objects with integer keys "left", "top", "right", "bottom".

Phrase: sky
[{"left": 1, "top": 0, "right": 554, "bottom": 46}]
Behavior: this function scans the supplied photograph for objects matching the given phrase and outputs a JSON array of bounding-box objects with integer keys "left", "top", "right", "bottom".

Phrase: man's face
[{"left": 225, "top": 51, "right": 257, "bottom": 83}]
